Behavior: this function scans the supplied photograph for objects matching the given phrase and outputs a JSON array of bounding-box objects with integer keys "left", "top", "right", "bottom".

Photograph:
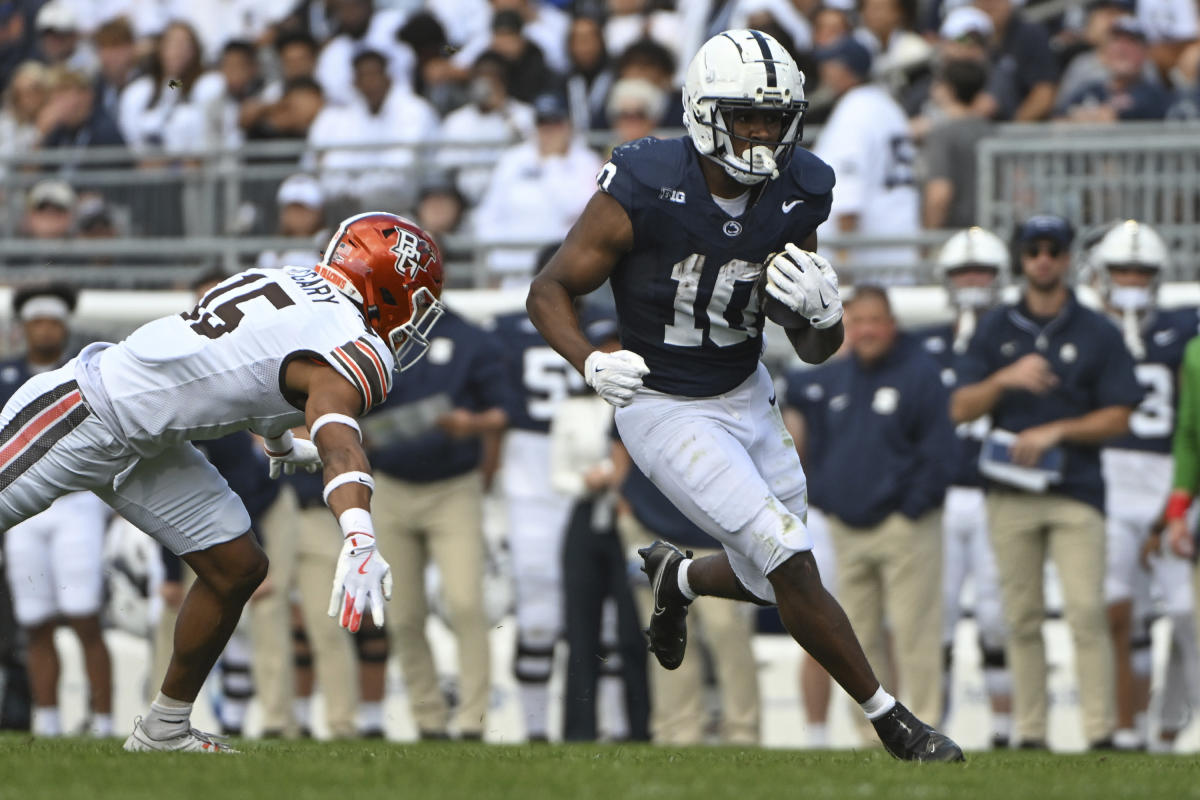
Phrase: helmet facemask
[
  {"left": 387, "top": 286, "right": 444, "bottom": 372},
  {"left": 704, "top": 102, "right": 805, "bottom": 184}
]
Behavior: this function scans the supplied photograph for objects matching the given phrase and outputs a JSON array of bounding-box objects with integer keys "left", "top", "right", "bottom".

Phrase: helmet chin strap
[
  {"left": 1122, "top": 308, "right": 1146, "bottom": 360},
  {"left": 953, "top": 307, "right": 976, "bottom": 355}
]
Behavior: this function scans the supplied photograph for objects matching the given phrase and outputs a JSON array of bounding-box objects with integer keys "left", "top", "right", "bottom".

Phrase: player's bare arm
[
  {"left": 772, "top": 231, "right": 849, "bottom": 362},
  {"left": 527, "top": 191, "right": 633, "bottom": 374},
  {"left": 950, "top": 353, "right": 1058, "bottom": 423},
  {"left": 282, "top": 357, "right": 392, "bottom": 633}
]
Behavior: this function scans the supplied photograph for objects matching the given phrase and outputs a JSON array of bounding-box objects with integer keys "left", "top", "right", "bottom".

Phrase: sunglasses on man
[{"left": 1022, "top": 241, "right": 1064, "bottom": 258}]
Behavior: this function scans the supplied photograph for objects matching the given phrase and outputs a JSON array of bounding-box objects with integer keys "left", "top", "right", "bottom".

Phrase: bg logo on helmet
[{"left": 389, "top": 227, "right": 432, "bottom": 278}]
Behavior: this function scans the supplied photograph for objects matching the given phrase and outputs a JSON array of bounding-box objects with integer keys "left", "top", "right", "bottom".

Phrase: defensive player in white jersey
[
  {"left": 528, "top": 29, "right": 962, "bottom": 761},
  {"left": 915, "top": 228, "right": 1013, "bottom": 747},
  {"left": 1089, "top": 220, "right": 1200, "bottom": 750},
  {"left": 0, "top": 212, "right": 444, "bottom": 752}
]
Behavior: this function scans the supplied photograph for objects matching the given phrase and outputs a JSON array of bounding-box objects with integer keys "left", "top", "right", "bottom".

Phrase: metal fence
[
  {"left": 3, "top": 121, "right": 1199, "bottom": 289},
  {"left": 975, "top": 121, "right": 1200, "bottom": 280}
]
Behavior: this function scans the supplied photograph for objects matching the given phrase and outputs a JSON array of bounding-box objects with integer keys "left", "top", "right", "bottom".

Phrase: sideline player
[
  {"left": 492, "top": 272, "right": 611, "bottom": 742},
  {"left": 915, "top": 228, "right": 1013, "bottom": 747},
  {"left": 527, "top": 29, "right": 962, "bottom": 761},
  {"left": 0, "top": 212, "right": 444, "bottom": 752},
  {"left": 1090, "top": 220, "right": 1200, "bottom": 750},
  {"left": 0, "top": 284, "right": 113, "bottom": 737}
]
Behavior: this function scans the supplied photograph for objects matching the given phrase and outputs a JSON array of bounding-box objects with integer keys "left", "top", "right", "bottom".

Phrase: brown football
[{"left": 764, "top": 294, "right": 812, "bottom": 329}]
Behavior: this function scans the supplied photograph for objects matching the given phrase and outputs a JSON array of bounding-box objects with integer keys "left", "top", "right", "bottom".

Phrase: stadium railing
[{"left": 1, "top": 120, "right": 1198, "bottom": 291}]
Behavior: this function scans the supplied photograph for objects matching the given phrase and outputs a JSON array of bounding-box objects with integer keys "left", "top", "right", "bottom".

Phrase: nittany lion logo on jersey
[{"left": 388, "top": 227, "right": 433, "bottom": 279}]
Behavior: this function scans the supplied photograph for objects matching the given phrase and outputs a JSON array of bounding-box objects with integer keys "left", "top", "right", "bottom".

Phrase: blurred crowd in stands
[{"left": 0, "top": 0, "right": 1197, "bottom": 282}]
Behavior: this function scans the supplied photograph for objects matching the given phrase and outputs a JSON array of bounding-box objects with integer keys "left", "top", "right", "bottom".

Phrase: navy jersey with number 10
[{"left": 599, "top": 136, "right": 835, "bottom": 397}]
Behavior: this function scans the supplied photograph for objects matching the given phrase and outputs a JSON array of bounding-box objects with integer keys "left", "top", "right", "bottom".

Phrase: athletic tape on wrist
[
  {"left": 323, "top": 471, "right": 375, "bottom": 506},
  {"left": 263, "top": 430, "right": 294, "bottom": 456},
  {"left": 310, "top": 413, "right": 361, "bottom": 442},
  {"left": 337, "top": 507, "right": 374, "bottom": 539}
]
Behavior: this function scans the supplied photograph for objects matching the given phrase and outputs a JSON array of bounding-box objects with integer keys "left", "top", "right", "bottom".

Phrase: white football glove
[
  {"left": 765, "top": 244, "right": 843, "bottom": 329},
  {"left": 263, "top": 430, "right": 322, "bottom": 479},
  {"left": 328, "top": 531, "right": 392, "bottom": 633},
  {"left": 584, "top": 349, "right": 649, "bottom": 408}
]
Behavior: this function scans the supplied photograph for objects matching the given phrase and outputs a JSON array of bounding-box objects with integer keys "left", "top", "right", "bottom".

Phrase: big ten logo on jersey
[
  {"left": 388, "top": 227, "right": 434, "bottom": 278},
  {"left": 666, "top": 254, "right": 762, "bottom": 347},
  {"left": 523, "top": 346, "right": 584, "bottom": 421},
  {"left": 884, "top": 134, "right": 916, "bottom": 190},
  {"left": 1131, "top": 362, "right": 1174, "bottom": 439}
]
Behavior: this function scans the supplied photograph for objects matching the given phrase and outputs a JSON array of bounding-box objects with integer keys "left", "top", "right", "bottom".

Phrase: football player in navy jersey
[
  {"left": 527, "top": 28, "right": 962, "bottom": 761},
  {"left": 915, "top": 228, "right": 1014, "bottom": 747},
  {"left": 1089, "top": 220, "right": 1200, "bottom": 751}
]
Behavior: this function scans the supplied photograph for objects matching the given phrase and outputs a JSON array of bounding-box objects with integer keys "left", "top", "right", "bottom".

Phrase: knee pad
[
  {"left": 355, "top": 624, "right": 390, "bottom": 664},
  {"left": 514, "top": 638, "right": 555, "bottom": 684}
]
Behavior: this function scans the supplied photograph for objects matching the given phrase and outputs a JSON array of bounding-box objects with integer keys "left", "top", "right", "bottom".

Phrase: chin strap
[
  {"left": 1122, "top": 308, "right": 1146, "bottom": 360},
  {"left": 953, "top": 308, "right": 977, "bottom": 355}
]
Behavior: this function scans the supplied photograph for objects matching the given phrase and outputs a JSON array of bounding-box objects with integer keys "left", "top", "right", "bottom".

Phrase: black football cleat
[
  {"left": 638, "top": 540, "right": 693, "bottom": 670},
  {"left": 872, "top": 702, "right": 965, "bottom": 763}
]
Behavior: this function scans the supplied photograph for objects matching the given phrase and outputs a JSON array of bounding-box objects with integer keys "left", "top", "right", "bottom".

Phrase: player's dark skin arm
[
  {"left": 527, "top": 191, "right": 633, "bottom": 374},
  {"left": 783, "top": 232, "right": 845, "bottom": 364},
  {"left": 284, "top": 359, "right": 373, "bottom": 515}
]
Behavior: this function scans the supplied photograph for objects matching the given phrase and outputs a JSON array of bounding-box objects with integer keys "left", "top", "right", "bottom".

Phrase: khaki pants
[
  {"left": 987, "top": 491, "right": 1114, "bottom": 744},
  {"left": 250, "top": 486, "right": 358, "bottom": 738},
  {"left": 150, "top": 566, "right": 194, "bottom": 703},
  {"left": 617, "top": 512, "right": 761, "bottom": 745},
  {"left": 373, "top": 470, "right": 490, "bottom": 736},
  {"left": 829, "top": 511, "right": 943, "bottom": 741}
]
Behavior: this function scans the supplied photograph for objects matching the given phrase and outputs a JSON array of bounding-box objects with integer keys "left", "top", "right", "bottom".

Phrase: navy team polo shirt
[{"left": 956, "top": 291, "right": 1143, "bottom": 511}]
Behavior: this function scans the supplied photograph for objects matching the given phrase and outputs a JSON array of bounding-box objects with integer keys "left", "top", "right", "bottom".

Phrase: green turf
[{"left": 2, "top": 736, "right": 1198, "bottom": 800}]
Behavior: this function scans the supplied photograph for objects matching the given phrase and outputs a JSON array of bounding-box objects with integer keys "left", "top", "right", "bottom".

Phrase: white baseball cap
[
  {"left": 277, "top": 174, "right": 324, "bottom": 209},
  {"left": 36, "top": 0, "right": 77, "bottom": 32},
  {"left": 940, "top": 6, "right": 994, "bottom": 39}
]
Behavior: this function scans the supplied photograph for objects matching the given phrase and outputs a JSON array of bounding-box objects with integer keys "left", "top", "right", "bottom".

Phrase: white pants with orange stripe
[{"left": 0, "top": 366, "right": 250, "bottom": 555}]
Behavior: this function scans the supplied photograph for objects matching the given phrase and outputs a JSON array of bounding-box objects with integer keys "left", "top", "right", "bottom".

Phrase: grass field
[{"left": 2, "top": 736, "right": 1199, "bottom": 800}]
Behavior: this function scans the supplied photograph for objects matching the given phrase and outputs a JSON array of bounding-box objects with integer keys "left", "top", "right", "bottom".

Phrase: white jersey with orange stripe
[{"left": 75, "top": 266, "right": 394, "bottom": 456}]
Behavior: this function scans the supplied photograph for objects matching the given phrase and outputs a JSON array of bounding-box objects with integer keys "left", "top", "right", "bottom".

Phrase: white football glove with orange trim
[{"left": 328, "top": 531, "right": 392, "bottom": 632}]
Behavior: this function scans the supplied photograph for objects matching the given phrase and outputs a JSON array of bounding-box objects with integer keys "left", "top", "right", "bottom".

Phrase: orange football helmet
[{"left": 316, "top": 212, "right": 445, "bottom": 371}]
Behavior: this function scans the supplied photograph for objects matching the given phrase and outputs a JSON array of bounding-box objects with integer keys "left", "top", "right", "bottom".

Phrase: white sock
[
  {"left": 294, "top": 696, "right": 312, "bottom": 731},
  {"left": 860, "top": 686, "right": 896, "bottom": 720},
  {"left": 991, "top": 711, "right": 1012, "bottom": 744},
  {"left": 144, "top": 692, "right": 193, "bottom": 739},
  {"left": 359, "top": 701, "right": 384, "bottom": 732},
  {"left": 32, "top": 706, "right": 61, "bottom": 737},
  {"left": 807, "top": 722, "right": 829, "bottom": 748},
  {"left": 89, "top": 713, "right": 113, "bottom": 738},
  {"left": 518, "top": 684, "right": 550, "bottom": 740},
  {"left": 676, "top": 559, "right": 697, "bottom": 601}
]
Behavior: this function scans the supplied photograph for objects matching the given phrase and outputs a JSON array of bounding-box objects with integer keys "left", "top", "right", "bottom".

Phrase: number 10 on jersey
[{"left": 665, "top": 254, "right": 763, "bottom": 347}]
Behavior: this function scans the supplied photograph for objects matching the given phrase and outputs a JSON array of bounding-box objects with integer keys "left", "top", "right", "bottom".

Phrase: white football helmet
[
  {"left": 1089, "top": 219, "right": 1169, "bottom": 314},
  {"left": 935, "top": 227, "right": 1010, "bottom": 354},
  {"left": 683, "top": 29, "right": 807, "bottom": 185},
  {"left": 935, "top": 227, "right": 1011, "bottom": 310}
]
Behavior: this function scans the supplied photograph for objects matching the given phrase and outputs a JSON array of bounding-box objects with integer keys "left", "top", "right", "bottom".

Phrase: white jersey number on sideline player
[
  {"left": 523, "top": 346, "right": 584, "bottom": 422},
  {"left": 1129, "top": 362, "right": 1174, "bottom": 439}
]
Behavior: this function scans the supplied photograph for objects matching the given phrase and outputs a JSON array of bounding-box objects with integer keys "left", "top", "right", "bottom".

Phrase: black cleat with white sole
[
  {"left": 872, "top": 701, "right": 965, "bottom": 763},
  {"left": 638, "top": 540, "right": 693, "bottom": 670}
]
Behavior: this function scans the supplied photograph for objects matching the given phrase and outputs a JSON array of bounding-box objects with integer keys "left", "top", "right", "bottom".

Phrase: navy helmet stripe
[{"left": 749, "top": 30, "right": 777, "bottom": 88}]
